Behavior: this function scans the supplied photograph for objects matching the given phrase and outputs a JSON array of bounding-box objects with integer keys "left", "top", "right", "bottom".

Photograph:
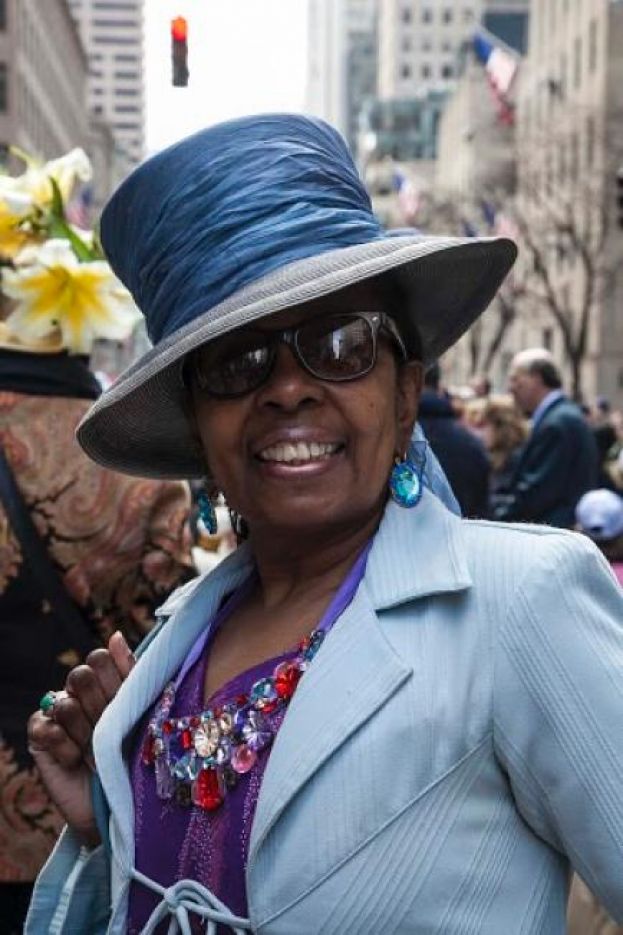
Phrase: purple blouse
[{"left": 127, "top": 546, "right": 370, "bottom": 934}]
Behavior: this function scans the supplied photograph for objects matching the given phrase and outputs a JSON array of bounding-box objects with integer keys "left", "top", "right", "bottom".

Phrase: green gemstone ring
[{"left": 39, "top": 691, "right": 58, "bottom": 716}]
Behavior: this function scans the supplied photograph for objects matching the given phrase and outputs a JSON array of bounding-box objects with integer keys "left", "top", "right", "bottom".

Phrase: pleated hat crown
[{"left": 100, "top": 114, "right": 387, "bottom": 345}]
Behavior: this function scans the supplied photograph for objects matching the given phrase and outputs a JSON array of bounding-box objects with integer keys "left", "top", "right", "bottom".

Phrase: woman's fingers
[
  {"left": 84, "top": 648, "right": 124, "bottom": 701},
  {"left": 107, "top": 630, "right": 135, "bottom": 679},
  {"left": 65, "top": 664, "right": 109, "bottom": 726},
  {"left": 51, "top": 693, "right": 95, "bottom": 753},
  {"left": 28, "top": 711, "right": 84, "bottom": 770}
]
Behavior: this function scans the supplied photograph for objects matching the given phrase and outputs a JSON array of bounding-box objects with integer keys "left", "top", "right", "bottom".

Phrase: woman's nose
[{"left": 256, "top": 343, "right": 323, "bottom": 411}]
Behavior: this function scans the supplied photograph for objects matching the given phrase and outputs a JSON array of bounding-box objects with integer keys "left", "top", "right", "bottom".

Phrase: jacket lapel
[
  {"left": 249, "top": 491, "right": 472, "bottom": 863},
  {"left": 92, "top": 544, "right": 255, "bottom": 868}
]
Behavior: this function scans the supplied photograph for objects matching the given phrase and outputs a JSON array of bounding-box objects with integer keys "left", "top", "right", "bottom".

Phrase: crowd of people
[{"left": 425, "top": 350, "right": 623, "bottom": 586}]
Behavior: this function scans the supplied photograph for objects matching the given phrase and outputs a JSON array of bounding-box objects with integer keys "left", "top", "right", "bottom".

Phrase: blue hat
[{"left": 78, "top": 113, "right": 516, "bottom": 478}]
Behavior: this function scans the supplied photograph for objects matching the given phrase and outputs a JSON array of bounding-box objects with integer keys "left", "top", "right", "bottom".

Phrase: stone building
[
  {"left": 67, "top": 0, "right": 145, "bottom": 169},
  {"left": 306, "top": 0, "right": 377, "bottom": 157},
  {"left": 0, "top": 0, "right": 88, "bottom": 161}
]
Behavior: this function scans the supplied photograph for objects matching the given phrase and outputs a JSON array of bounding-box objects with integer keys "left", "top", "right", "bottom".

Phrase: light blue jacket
[{"left": 26, "top": 491, "right": 623, "bottom": 934}]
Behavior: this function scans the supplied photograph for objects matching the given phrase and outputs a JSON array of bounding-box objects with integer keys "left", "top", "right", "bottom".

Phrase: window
[
  {"left": 0, "top": 63, "right": 7, "bottom": 113},
  {"left": 0, "top": 0, "right": 6, "bottom": 31},
  {"left": 115, "top": 53, "right": 138, "bottom": 62},
  {"left": 422, "top": 39, "right": 432, "bottom": 52},
  {"left": 441, "top": 64, "right": 454, "bottom": 79},
  {"left": 401, "top": 7, "right": 412, "bottom": 24},
  {"left": 573, "top": 36, "right": 582, "bottom": 89},
  {"left": 401, "top": 63, "right": 412, "bottom": 79},
  {"left": 569, "top": 132, "right": 579, "bottom": 182},
  {"left": 402, "top": 36, "right": 411, "bottom": 52},
  {"left": 542, "top": 328, "right": 553, "bottom": 351},
  {"left": 588, "top": 19, "right": 597, "bottom": 73},
  {"left": 94, "top": 35, "right": 138, "bottom": 45},
  {"left": 115, "top": 104, "right": 140, "bottom": 114},
  {"left": 443, "top": 8, "right": 453, "bottom": 24},
  {"left": 463, "top": 8, "right": 473, "bottom": 23},
  {"left": 421, "top": 63, "right": 431, "bottom": 79},
  {"left": 422, "top": 7, "right": 433, "bottom": 24},
  {"left": 115, "top": 70, "right": 139, "bottom": 79},
  {"left": 114, "top": 87, "right": 139, "bottom": 96}
]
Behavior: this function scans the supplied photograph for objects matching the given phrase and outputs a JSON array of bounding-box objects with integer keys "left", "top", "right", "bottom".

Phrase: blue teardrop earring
[
  {"left": 197, "top": 485, "right": 218, "bottom": 534},
  {"left": 389, "top": 449, "right": 425, "bottom": 509}
]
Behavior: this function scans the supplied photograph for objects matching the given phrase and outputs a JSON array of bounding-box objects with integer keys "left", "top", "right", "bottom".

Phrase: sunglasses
[{"left": 187, "top": 312, "right": 407, "bottom": 399}]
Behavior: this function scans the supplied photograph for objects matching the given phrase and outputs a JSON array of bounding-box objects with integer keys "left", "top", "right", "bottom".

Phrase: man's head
[{"left": 508, "top": 348, "right": 562, "bottom": 417}]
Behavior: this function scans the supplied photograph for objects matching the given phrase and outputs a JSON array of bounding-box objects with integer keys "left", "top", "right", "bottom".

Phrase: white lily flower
[{"left": 2, "top": 238, "right": 141, "bottom": 355}]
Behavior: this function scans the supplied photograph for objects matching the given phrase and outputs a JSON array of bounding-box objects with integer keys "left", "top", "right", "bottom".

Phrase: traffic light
[
  {"left": 171, "top": 16, "right": 189, "bottom": 87},
  {"left": 617, "top": 168, "right": 623, "bottom": 230}
]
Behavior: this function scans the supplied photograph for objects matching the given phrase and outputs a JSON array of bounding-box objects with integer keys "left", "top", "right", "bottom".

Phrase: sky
[{"left": 145, "top": 1, "right": 309, "bottom": 155}]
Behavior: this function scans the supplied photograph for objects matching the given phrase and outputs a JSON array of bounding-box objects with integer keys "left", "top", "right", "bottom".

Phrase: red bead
[
  {"left": 260, "top": 699, "right": 279, "bottom": 713},
  {"left": 275, "top": 662, "right": 301, "bottom": 699},
  {"left": 236, "top": 693, "right": 248, "bottom": 707},
  {"left": 181, "top": 729, "right": 192, "bottom": 750},
  {"left": 213, "top": 706, "right": 223, "bottom": 719},
  {"left": 162, "top": 721, "right": 173, "bottom": 734},
  {"left": 141, "top": 734, "right": 155, "bottom": 766},
  {"left": 193, "top": 768, "right": 223, "bottom": 811},
  {"left": 190, "top": 716, "right": 200, "bottom": 728}
]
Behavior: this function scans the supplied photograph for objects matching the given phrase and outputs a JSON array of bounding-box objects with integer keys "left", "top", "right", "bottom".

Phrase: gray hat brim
[{"left": 78, "top": 233, "right": 517, "bottom": 479}]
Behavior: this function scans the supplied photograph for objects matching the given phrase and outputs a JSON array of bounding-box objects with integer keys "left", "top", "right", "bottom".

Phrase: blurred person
[
  {"left": 478, "top": 395, "right": 528, "bottom": 514},
  {"left": 494, "top": 348, "right": 598, "bottom": 527},
  {"left": 575, "top": 488, "right": 623, "bottom": 586},
  {"left": 468, "top": 373, "right": 491, "bottom": 398},
  {"left": 21, "top": 115, "right": 623, "bottom": 935},
  {"left": 418, "top": 362, "right": 490, "bottom": 517},
  {"left": 0, "top": 154, "right": 194, "bottom": 934}
]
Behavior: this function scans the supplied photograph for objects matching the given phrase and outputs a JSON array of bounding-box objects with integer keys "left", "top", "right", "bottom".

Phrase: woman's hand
[{"left": 27, "top": 631, "right": 135, "bottom": 848}]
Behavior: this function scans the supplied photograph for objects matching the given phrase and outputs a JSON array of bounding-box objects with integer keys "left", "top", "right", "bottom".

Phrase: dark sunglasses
[{"left": 187, "top": 312, "right": 407, "bottom": 399}]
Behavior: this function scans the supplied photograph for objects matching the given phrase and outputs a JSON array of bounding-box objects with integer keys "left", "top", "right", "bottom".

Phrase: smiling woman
[{"left": 25, "top": 115, "right": 623, "bottom": 935}]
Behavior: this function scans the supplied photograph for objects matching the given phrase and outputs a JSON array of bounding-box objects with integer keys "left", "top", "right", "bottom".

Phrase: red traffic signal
[
  {"left": 171, "top": 16, "right": 189, "bottom": 87},
  {"left": 171, "top": 16, "right": 188, "bottom": 43}
]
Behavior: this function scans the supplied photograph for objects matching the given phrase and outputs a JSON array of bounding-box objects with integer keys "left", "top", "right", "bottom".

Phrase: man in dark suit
[
  {"left": 494, "top": 349, "right": 598, "bottom": 527},
  {"left": 419, "top": 363, "right": 490, "bottom": 518}
]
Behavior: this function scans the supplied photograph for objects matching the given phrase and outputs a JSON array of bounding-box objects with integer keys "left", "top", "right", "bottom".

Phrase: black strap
[{"left": 0, "top": 446, "right": 96, "bottom": 657}]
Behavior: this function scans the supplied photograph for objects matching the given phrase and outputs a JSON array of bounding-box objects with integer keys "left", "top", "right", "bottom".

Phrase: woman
[
  {"left": 466, "top": 395, "right": 528, "bottom": 516},
  {"left": 26, "top": 116, "right": 623, "bottom": 934}
]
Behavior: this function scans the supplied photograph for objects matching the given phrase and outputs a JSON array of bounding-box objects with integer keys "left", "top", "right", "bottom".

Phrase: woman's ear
[{"left": 396, "top": 361, "right": 423, "bottom": 454}]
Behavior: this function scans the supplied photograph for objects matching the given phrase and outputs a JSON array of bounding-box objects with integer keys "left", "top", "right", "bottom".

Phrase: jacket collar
[
  {"left": 366, "top": 489, "right": 472, "bottom": 609},
  {"left": 93, "top": 490, "right": 471, "bottom": 874}
]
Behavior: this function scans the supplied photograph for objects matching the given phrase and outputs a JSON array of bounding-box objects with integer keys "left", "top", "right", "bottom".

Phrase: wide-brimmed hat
[{"left": 77, "top": 114, "right": 516, "bottom": 479}]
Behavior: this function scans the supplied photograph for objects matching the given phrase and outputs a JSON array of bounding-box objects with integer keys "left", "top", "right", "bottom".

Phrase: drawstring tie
[{"left": 132, "top": 868, "right": 253, "bottom": 934}]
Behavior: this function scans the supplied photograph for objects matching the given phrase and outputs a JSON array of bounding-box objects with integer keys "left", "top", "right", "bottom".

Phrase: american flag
[
  {"left": 65, "top": 184, "right": 93, "bottom": 229},
  {"left": 473, "top": 31, "right": 519, "bottom": 124}
]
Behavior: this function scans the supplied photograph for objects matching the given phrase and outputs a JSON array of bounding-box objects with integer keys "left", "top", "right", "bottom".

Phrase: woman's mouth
[{"left": 257, "top": 441, "right": 342, "bottom": 465}]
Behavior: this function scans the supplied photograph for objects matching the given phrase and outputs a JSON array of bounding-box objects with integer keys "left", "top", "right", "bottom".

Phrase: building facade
[
  {"left": 306, "top": 0, "right": 377, "bottom": 157},
  {"left": 67, "top": 0, "right": 145, "bottom": 169},
  {"left": 509, "top": 0, "right": 623, "bottom": 405},
  {"left": 0, "top": 0, "right": 88, "bottom": 161}
]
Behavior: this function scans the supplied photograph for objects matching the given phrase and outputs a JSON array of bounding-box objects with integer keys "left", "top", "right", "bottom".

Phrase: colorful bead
[
  {"left": 192, "top": 767, "right": 223, "bottom": 811},
  {"left": 231, "top": 743, "right": 257, "bottom": 774}
]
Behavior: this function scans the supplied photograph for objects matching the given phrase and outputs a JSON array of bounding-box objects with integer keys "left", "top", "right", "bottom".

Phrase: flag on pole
[
  {"left": 66, "top": 184, "right": 93, "bottom": 229},
  {"left": 473, "top": 30, "right": 519, "bottom": 125},
  {"left": 392, "top": 169, "right": 421, "bottom": 224}
]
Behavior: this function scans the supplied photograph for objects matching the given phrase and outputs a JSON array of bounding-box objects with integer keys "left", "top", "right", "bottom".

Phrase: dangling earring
[
  {"left": 197, "top": 483, "right": 218, "bottom": 534},
  {"left": 389, "top": 448, "right": 425, "bottom": 508}
]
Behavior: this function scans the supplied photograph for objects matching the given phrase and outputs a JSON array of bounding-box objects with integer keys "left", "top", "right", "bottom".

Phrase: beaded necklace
[
  {"left": 141, "top": 541, "right": 372, "bottom": 813},
  {"left": 141, "top": 628, "right": 325, "bottom": 811}
]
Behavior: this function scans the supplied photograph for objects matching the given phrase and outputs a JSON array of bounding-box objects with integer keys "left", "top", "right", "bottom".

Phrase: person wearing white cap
[{"left": 576, "top": 489, "right": 623, "bottom": 586}]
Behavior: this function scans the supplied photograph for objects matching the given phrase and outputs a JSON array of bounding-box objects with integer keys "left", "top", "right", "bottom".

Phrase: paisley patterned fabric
[{"left": 0, "top": 391, "right": 194, "bottom": 883}]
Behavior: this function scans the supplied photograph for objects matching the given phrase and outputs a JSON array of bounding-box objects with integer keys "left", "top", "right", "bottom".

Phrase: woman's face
[{"left": 190, "top": 281, "right": 422, "bottom": 540}]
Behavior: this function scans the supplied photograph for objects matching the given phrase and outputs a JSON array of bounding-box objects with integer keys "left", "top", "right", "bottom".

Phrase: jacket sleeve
[
  {"left": 24, "top": 826, "right": 111, "bottom": 934},
  {"left": 493, "top": 531, "right": 623, "bottom": 922},
  {"left": 493, "top": 421, "right": 571, "bottom": 522}
]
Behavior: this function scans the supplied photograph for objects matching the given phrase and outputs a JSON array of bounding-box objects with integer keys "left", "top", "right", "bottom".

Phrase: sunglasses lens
[
  {"left": 297, "top": 316, "right": 375, "bottom": 380},
  {"left": 191, "top": 332, "right": 272, "bottom": 396}
]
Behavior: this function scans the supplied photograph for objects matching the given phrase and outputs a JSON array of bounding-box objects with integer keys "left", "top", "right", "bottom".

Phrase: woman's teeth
[{"left": 258, "top": 441, "right": 340, "bottom": 463}]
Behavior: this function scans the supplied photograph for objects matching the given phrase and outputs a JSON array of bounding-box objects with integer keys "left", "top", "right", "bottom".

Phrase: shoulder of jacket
[{"left": 460, "top": 518, "right": 596, "bottom": 571}]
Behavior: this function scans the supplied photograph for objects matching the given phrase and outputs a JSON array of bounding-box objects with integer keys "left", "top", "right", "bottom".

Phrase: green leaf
[{"left": 49, "top": 177, "right": 65, "bottom": 220}]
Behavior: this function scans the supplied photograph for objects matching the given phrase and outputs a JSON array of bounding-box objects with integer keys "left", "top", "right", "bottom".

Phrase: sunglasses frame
[{"left": 188, "top": 312, "right": 408, "bottom": 399}]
